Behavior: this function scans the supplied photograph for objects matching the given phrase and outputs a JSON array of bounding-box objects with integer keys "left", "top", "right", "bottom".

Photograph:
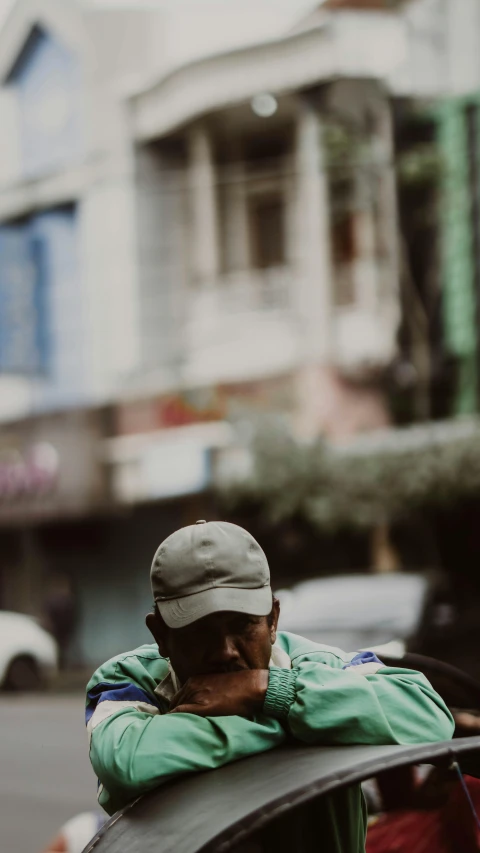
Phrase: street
[{"left": 0, "top": 692, "right": 98, "bottom": 853}]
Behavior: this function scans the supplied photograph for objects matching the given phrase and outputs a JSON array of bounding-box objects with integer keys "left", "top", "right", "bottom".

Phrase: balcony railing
[{"left": 189, "top": 266, "right": 291, "bottom": 321}]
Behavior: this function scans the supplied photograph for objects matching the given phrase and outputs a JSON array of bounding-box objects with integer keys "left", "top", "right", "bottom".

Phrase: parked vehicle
[
  {"left": 275, "top": 572, "right": 435, "bottom": 655},
  {"left": 275, "top": 570, "right": 480, "bottom": 681},
  {"left": 0, "top": 610, "right": 58, "bottom": 691}
]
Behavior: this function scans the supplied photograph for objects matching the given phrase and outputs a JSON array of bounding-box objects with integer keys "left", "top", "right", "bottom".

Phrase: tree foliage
[{"left": 218, "top": 421, "right": 480, "bottom": 532}]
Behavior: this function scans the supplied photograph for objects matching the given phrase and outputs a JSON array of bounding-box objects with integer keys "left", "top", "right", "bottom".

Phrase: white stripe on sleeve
[
  {"left": 346, "top": 662, "right": 383, "bottom": 676},
  {"left": 87, "top": 699, "right": 159, "bottom": 744}
]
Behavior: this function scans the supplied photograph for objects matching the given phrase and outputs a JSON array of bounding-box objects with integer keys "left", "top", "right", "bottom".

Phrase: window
[
  {"left": 332, "top": 213, "right": 356, "bottom": 265},
  {"left": 329, "top": 173, "right": 357, "bottom": 306},
  {"left": 465, "top": 103, "right": 480, "bottom": 304},
  {"left": 0, "top": 224, "right": 49, "bottom": 375},
  {"left": 248, "top": 194, "right": 285, "bottom": 269}
]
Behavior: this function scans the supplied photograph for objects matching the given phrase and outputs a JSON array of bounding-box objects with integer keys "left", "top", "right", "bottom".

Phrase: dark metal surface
[
  {"left": 380, "top": 653, "right": 480, "bottom": 709},
  {"left": 85, "top": 737, "right": 480, "bottom": 853}
]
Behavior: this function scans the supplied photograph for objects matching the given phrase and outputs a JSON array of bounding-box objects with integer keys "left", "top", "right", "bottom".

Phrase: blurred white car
[
  {"left": 0, "top": 610, "right": 58, "bottom": 690},
  {"left": 276, "top": 573, "right": 432, "bottom": 655}
]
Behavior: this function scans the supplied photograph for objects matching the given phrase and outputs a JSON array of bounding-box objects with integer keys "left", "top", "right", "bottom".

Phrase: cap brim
[{"left": 157, "top": 584, "right": 273, "bottom": 629}]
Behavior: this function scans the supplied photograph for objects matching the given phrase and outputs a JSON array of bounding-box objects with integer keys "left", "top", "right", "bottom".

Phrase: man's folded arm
[
  {"left": 88, "top": 688, "right": 286, "bottom": 811},
  {"left": 264, "top": 659, "right": 455, "bottom": 746}
]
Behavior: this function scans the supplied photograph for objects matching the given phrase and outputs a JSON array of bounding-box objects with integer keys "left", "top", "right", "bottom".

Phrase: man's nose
[{"left": 208, "top": 634, "right": 241, "bottom": 667}]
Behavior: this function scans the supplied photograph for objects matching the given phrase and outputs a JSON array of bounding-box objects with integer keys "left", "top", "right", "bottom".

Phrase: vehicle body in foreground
[
  {"left": 84, "top": 735, "right": 480, "bottom": 853},
  {"left": 0, "top": 610, "right": 58, "bottom": 690},
  {"left": 84, "top": 649, "right": 480, "bottom": 853}
]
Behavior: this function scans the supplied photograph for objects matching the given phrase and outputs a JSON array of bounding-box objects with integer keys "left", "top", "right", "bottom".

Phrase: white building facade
[
  {"left": 107, "top": 3, "right": 407, "bottom": 508},
  {"left": 1, "top": 0, "right": 464, "bottom": 661},
  {"left": 0, "top": 0, "right": 163, "bottom": 650}
]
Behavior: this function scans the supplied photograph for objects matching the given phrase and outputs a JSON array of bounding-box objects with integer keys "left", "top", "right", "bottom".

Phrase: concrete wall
[
  {"left": 390, "top": 0, "right": 480, "bottom": 99},
  {"left": 78, "top": 176, "right": 141, "bottom": 402},
  {"left": 134, "top": 145, "right": 188, "bottom": 375},
  {"left": 11, "top": 26, "right": 83, "bottom": 178},
  {"left": 444, "top": 0, "right": 480, "bottom": 96},
  {"left": 36, "top": 502, "right": 191, "bottom": 666},
  {"left": 0, "top": 9, "right": 143, "bottom": 417},
  {"left": 0, "top": 88, "right": 20, "bottom": 188}
]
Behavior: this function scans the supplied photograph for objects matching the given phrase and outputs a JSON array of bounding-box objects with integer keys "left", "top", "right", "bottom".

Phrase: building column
[
  {"left": 375, "top": 98, "right": 400, "bottom": 318},
  {"left": 188, "top": 123, "right": 220, "bottom": 285},
  {"left": 294, "top": 101, "right": 334, "bottom": 439},
  {"left": 294, "top": 100, "right": 333, "bottom": 361}
]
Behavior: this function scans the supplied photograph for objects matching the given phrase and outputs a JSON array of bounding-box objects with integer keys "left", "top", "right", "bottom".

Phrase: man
[{"left": 86, "top": 521, "right": 454, "bottom": 852}]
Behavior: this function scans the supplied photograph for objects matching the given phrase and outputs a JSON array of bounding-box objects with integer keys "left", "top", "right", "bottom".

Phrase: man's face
[{"left": 147, "top": 601, "right": 279, "bottom": 685}]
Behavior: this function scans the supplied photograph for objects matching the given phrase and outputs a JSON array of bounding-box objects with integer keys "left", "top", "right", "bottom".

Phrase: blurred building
[
  {"left": 0, "top": 0, "right": 475, "bottom": 663},
  {"left": 0, "top": 0, "right": 169, "bottom": 660}
]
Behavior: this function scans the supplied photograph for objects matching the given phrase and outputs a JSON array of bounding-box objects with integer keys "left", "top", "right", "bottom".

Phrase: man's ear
[
  {"left": 146, "top": 609, "right": 168, "bottom": 658},
  {"left": 269, "top": 597, "right": 280, "bottom": 645}
]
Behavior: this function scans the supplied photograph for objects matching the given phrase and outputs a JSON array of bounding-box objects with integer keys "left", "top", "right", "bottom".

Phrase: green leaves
[{"left": 218, "top": 421, "right": 480, "bottom": 532}]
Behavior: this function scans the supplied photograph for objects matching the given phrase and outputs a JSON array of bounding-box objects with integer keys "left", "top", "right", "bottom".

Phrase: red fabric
[
  {"left": 41, "top": 833, "right": 68, "bottom": 853},
  {"left": 367, "top": 809, "right": 450, "bottom": 853},
  {"left": 366, "top": 777, "right": 480, "bottom": 853}
]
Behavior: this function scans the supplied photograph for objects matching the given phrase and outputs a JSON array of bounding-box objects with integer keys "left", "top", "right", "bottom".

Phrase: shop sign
[
  {"left": 115, "top": 377, "right": 295, "bottom": 436},
  {"left": 0, "top": 409, "right": 108, "bottom": 524},
  {"left": 0, "top": 442, "right": 59, "bottom": 501},
  {"left": 142, "top": 440, "right": 209, "bottom": 500}
]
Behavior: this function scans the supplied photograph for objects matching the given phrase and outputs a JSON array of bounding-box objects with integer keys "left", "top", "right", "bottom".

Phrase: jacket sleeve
[
  {"left": 88, "top": 694, "right": 286, "bottom": 813},
  {"left": 263, "top": 658, "right": 454, "bottom": 746}
]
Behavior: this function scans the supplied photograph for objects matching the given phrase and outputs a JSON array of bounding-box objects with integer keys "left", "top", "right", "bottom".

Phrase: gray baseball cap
[{"left": 150, "top": 520, "right": 272, "bottom": 628}]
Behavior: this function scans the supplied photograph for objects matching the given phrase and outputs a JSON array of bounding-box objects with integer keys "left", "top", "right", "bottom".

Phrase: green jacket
[{"left": 86, "top": 632, "right": 454, "bottom": 851}]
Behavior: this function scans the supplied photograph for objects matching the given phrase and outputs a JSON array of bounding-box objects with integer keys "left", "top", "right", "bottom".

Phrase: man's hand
[{"left": 169, "top": 670, "right": 269, "bottom": 717}]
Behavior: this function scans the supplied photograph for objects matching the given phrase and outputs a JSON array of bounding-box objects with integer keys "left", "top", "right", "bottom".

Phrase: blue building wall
[
  {"left": 45, "top": 504, "right": 184, "bottom": 666},
  {"left": 0, "top": 225, "right": 47, "bottom": 374},
  {"left": 31, "top": 208, "right": 88, "bottom": 410},
  {"left": 10, "top": 26, "right": 82, "bottom": 178},
  {"left": 0, "top": 207, "right": 88, "bottom": 410},
  {"left": 0, "top": 28, "right": 89, "bottom": 408}
]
